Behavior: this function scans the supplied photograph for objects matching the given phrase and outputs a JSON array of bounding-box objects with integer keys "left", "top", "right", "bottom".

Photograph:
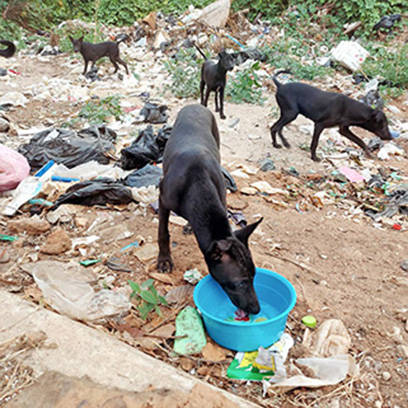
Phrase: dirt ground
[{"left": 1, "top": 48, "right": 408, "bottom": 408}]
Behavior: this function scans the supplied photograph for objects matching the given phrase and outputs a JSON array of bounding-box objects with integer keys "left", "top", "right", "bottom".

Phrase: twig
[{"left": 269, "top": 253, "right": 324, "bottom": 277}]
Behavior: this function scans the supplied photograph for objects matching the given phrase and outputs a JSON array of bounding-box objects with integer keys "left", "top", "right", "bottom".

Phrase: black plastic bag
[
  {"left": 123, "top": 164, "right": 162, "bottom": 188},
  {"left": 221, "top": 166, "right": 237, "bottom": 192},
  {"left": 140, "top": 102, "right": 168, "bottom": 124},
  {"left": 52, "top": 178, "right": 133, "bottom": 208},
  {"left": 18, "top": 125, "right": 116, "bottom": 172},
  {"left": 120, "top": 125, "right": 171, "bottom": 170}
]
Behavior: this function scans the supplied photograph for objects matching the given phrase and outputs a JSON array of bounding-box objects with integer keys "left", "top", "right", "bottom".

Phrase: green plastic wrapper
[{"left": 174, "top": 306, "right": 207, "bottom": 355}]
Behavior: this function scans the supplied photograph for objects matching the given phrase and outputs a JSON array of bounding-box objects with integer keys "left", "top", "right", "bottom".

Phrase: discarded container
[
  {"left": 302, "top": 315, "right": 317, "bottom": 329},
  {"left": 331, "top": 41, "right": 369, "bottom": 72},
  {"left": 184, "top": 268, "right": 203, "bottom": 285},
  {"left": 194, "top": 268, "right": 296, "bottom": 351}
]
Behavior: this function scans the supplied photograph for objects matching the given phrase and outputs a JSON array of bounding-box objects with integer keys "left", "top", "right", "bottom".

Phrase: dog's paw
[
  {"left": 283, "top": 141, "right": 291, "bottom": 148},
  {"left": 220, "top": 114, "right": 226, "bottom": 120},
  {"left": 157, "top": 257, "right": 173, "bottom": 273},
  {"left": 215, "top": 107, "right": 220, "bottom": 112},
  {"left": 311, "top": 155, "right": 321, "bottom": 162},
  {"left": 273, "top": 143, "right": 282, "bottom": 149}
]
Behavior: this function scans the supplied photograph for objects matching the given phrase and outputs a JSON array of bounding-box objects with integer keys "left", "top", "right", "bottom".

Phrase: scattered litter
[
  {"left": 123, "top": 164, "right": 162, "bottom": 188},
  {"left": 32, "top": 262, "right": 130, "bottom": 322},
  {"left": 139, "top": 102, "right": 169, "bottom": 124},
  {"left": 79, "top": 259, "right": 101, "bottom": 267},
  {"left": 18, "top": 126, "right": 116, "bottom": 172},
  {"left": 174, "top": 306, "right": 207, "bottom": 355},
  {"left": 227, "top": 333, "right": 293, "bottom": 381},
  {"left": 377, "top": 143, "right": 405, "bottom": 160},
  {"left": 51, "top": 178, "right": 133, "bottom": 208},
  {"left": 120, "top": 125, "right": 171, "bottom": 170},
  {"left": 338, "top": 166, "right": 365, "bottom": 183},
  {"left": 0, "top": 145, "right": 30, "bottom": 193},
  {"left": 302, "top": 315, "right": 317, "bottom": 329},
  {"left": 331, "top": 41, "right": 369, "bottom": 72},
  {"left": 184, "top": 268, "right": 203, "bottom": 285}
]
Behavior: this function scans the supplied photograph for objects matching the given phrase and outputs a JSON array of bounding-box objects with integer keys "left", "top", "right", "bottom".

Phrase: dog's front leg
[
  {"left": 339, "top": 126, "right": 372, "bottom": 158},
  {"left": 214, "top": 90, "right": 219, "bottom": 112},
  {"left": 310, "top": 123, "right": 325, "bottom": 161},
  {"left": 219, "top": 87, "right": 226, "bottom": 119},
  {"left": 157, "top": 198, "right": 173, "bottom": 273},
  {"left": 200, "top": 80, "right": 205, "bottom": 105},
  {"left": 203, "top": 88, "right": 211, "bottom": 107},
  {"left": 82, "top": 60, "right": 89, "bottom": 75}
]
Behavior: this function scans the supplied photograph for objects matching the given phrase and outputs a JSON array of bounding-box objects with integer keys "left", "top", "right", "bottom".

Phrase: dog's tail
[
  {"left": 0, "top": 40, "right": 16, "bottom": 58},
  {"left": 193, "top": 42, "right": 208, "bottom": 60},
  {"left": 272, "top": 69, "right": 292, "bottom": 89}
]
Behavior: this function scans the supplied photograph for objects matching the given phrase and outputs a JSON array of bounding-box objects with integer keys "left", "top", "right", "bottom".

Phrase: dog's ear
[
  {"left": 234, "top": 218, "right": 263, "bottom": 247},
  {"left": 207, "top": 239, "right": 232, "bottom": 262},
  {"left": 79, "top": 36, "right": 84, "bottom": 42},
  {"left": 69, "top": 36, "right": 74, "bottom": 43}
]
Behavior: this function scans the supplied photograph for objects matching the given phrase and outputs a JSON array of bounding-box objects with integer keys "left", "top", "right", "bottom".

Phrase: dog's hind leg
[
  {"left": 270, "top": 110, "right": 297, "bottom": 148},
  {"left": 214, "top": 90, "right": 219, "bottom": 112},
  {"left": 339, "top": 126, "right": 372, "bottom": 158},
  {"left": 157, "top": 198, "right": 173, "bottom": 273},
  {"left": 310, "top": 123, "right": 325, "bottom": 161},
  {"left": 109, "top": 56, "right": 120, "bottom": 73},
  {"left": 116, "top": 57, "right": 129, "bottom": 74},
  {"left": 203, "top": 88, "right": 211, "bottom": 107},
  {"left": 200, "top": 80, "right": 205, "bottom": 105}
]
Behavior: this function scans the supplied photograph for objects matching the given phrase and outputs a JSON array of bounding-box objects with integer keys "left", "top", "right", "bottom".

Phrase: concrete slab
[{"left": 0, "top": 290, "right": 259, "bottom": 407}]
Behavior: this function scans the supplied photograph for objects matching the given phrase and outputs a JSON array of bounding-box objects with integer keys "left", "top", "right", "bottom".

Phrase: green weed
[
  {"left": 163, "top": 48, "right": 201, "bottom": 99},
  {"left": 227, "top": 61, "right": 265, "bottom": 105},
  {"left": 128, "top": 279, "right": 168, "bottom": 320},
  {"left": 79, "top": 95, "right": 124, "bottom": 124}
]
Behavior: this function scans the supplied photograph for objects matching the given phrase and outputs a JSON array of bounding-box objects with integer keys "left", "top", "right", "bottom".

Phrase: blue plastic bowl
[{"left": 193, "top": 268, "right": 296, "bottom": 351}]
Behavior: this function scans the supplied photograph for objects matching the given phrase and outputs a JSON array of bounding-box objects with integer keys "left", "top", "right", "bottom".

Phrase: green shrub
[{"left": 79, "top": 95, "right": 124, "bottom": 124}]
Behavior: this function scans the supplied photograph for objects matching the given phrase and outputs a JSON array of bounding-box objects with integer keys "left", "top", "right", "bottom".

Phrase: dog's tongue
[{"left": 234, "top": 309, "right": 250, "bottom": 321}]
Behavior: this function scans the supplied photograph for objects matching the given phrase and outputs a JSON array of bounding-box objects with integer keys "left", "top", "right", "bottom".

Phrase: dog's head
[
  {"left": 205, "top": 218, "right": 263, "bottom": 314},
  {"left": 218, "top": 50, "right": 235, "bottom": 72},
  {"left": 366, "top": 109, "right": 393, "bottom": 140},
  {"left": 69, "top": 36, "right": 84, "bottom": 53}
]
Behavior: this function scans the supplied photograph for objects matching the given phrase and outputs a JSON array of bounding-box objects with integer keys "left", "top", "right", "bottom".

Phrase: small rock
[
  {"left": 0, "top": 68, "right": 7, "bottom": 77},
  {"left": 397, "top": 344, "right": 408, "bottom": 358},
  {"left": 240, "top": 187, "right": 257, "bottom": 196},
  {"left": 405, "top": 320, "right": 408, "bottom": 333},
  {"left": 133, "top": 243, "right": 157, "bottom": 262},
  {"left": 8, "top": 217, "right": 51, "bottom": 235},
  {"left": 0, "top": 117, "right": 10, "bottom": 132},
  {"left": 400, "top": 260, "right": 408, "bottom": 272},
  {"left": 382, "top": 371, "right": 391, "bottom": 381},
  {"left": 374, "top": 401, "right": 382, "bottom": 408},
  {"left": 320, "top": 254, "right": 328, "bottom": 260},
  {"left": 259, "top": 158, "right": 276, "bottom": 172},
  {"left": 40, "top": 228, "right": 72, "bottom": 255},
  {"left": 180, "top": 357, "right": 194, "bottom": 372}
]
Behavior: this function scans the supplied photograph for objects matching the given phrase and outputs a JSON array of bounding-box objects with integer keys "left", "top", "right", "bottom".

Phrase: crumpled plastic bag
[
  {"left": 377, "top": 142, "right": 404, "bottom": 160},
  {"left": 139, "top": 102, "right": 168, "bottom": 124},
  {"left": 18, "top": 125, "right": 116, "bottom": 172},
  {"left": 51, "top": 178, "right": 133, "bottom": 208},
  {"left": 32, "top": 261, "right": 130, "bottom": 322},
  {"left": 268, "top": 319, "right": 355, "bottom": 391},
  {"left": 120, "top": 125, "right": 171, "bottom": 170},
  {"left": 0, "top": 144, "right": 30, "bottom": 192},
  {"left": 123, "top": 164, "right": 162, "bottom": 188}
]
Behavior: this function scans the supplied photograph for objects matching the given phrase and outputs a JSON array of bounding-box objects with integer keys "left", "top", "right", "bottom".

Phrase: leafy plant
[
  {"left": 227, "top": 61, "right": 265, "bottom": 105},
  {"left": 163, "top": 48, "right": 201, "bottom": 99},
  {"left": 128, "top": 279, "right": 168, "bottom": 320},
  {"left": 79, "top": 95, "right": 124, "bottom": 124}
]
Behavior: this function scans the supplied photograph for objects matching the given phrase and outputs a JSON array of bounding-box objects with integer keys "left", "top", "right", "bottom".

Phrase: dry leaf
[
  {"left": 165, "top": 285, "right": 194, "bottom": 305},
  {"left": 180, "top": 357, "right": 194, "bottom": 372},
  {"left": 150, "top": 272, "right": 174, "bottom": 285},
  {"left": 201, "top": 341, "right": 228, "bottom": 362}
]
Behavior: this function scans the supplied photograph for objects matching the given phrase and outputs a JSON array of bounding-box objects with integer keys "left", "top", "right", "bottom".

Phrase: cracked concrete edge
[{"left": 0, "top": 290, "right": 260, "bottom": 408}]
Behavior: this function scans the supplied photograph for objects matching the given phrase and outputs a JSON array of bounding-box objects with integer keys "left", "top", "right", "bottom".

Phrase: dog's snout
[{"left": 248, "top": 300, "right": 260, "bottom": 315}]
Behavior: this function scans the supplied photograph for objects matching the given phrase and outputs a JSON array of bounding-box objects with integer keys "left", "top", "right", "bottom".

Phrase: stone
[
  {"left": 40, "top": 228, "right": 72, "bottom": 255},
  {"left": 8, "top": 217, "right": 50, "bottom": 235},
  {"left": 400, "top": 260, "right": 408, "bottom": 272},
  {"left": 382, "top": 371, "right": 391, "bottom": 381}
]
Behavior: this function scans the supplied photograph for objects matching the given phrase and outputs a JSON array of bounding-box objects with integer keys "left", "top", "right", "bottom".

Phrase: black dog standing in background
[
  {"left": 157, "top": 104, "right": 262, "bottom": 314},
  {"left": 69, "top": 35, "right": 129, "bottom": 75},
  {"left": 270, "top": 70, "right": 393, "bottom": 161},
  {"left": 194, "top": 43, "right": 234, "bottom": 119},
  {"left": 0, "top": 40, "right": 16, "bottom": 58}
]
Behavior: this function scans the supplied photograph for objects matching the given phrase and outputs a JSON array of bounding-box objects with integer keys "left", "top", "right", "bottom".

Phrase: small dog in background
[
  {"left": 0, "top": 40, "right": 16, "bottom": 58},
  {"left": 193, "top": 43, "right": 235, "bottom": 119},
  {"left": 69, "top": 35, "right": 129, "bottom": 75}
]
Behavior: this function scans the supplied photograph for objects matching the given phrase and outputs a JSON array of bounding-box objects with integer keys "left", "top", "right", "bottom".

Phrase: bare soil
[{"left": 0, "top": 48, "right": 408, "bottom": 407}]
